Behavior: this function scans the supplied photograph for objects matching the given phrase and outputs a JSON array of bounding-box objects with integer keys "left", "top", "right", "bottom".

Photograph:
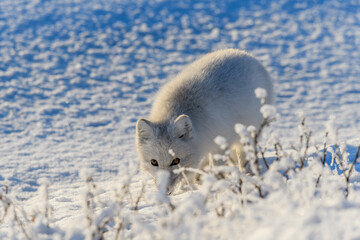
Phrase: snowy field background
[{"left": 1, "top": 0, "right": 360, "bottom": 239}]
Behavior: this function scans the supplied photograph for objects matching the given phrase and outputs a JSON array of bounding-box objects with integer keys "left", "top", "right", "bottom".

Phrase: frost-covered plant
[
  {"left": 0, "top": 187, "right": 33, "bottom": 239},
  {"left": 0, "top": 178, "right": 60, "bottom": 240},
  {"left": 235, "top": 88, "right": 277, "bottom": 175},
  {"left": 323, "top": 119, "right": 360, "bottom": 198},
  {"left": 30, "top": 178, "right": 62, "bottom": 238},
  {"left": 0, "top": 164, "right": 143, "bottom": 240}
]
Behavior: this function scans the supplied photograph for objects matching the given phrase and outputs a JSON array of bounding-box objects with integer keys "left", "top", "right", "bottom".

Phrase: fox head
[{"left": 136, "top": 114, "right": 199, "bottom": 194}]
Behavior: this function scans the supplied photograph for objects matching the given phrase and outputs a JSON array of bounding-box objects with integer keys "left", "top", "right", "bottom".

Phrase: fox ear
[
  {"left": 174, "top": 114, "right": 193, "bottom": 140},
  {"left": 136, "top": 119, "right": 154, "bottom": 143}
]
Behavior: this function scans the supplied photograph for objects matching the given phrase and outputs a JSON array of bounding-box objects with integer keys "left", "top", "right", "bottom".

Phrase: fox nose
[{"left": 156, "top": 170, "right": 180, "bottom": 195}]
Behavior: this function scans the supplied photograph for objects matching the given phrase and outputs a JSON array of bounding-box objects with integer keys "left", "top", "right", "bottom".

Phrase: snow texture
[{"left": 0, "top": 0, "right": 360, "bottom": 239}]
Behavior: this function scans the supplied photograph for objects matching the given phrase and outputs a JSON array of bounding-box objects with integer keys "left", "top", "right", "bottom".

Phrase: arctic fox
[{"left": 136, "top": 49, "right": 274, "bottom": 193}]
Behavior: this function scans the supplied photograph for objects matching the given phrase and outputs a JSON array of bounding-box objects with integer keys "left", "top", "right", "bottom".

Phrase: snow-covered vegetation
[
  {"left": 1, "top": 88, "right": 360, "bottom": 239},
  {"left": 1, "top": 0, "right": 360, "bottom": 239}
]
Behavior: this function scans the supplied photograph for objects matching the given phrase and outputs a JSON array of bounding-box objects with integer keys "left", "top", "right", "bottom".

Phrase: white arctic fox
[{"left": 136, "top": 49, "right": 274, "bottom": 193}]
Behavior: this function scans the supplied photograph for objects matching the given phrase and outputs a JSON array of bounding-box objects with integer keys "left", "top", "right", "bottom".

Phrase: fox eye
[
  {"left": 150, "top": 159, "right": 158, "bottom": 167},
  {"left": 170, "top": 158, "right": 180, "bottom": 166}
]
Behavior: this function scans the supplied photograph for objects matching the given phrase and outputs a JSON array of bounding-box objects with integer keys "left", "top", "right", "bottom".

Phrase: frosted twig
[
  {"left": 316, "top": 131, "right": 329, "bottom": 187},
  {"left": 133, "top": 181, "right": 146, "bottom": 211},
  {"left": 177, "top": 164, "right": 194, "bottom": 191},
  {"left": 0, "top": 192, "right": 10, "bottom": 224},
  {"left": 344, "top": 145, "right": 360, "bottom": 198}
]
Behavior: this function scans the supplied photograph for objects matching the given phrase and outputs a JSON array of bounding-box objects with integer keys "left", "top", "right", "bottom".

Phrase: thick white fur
[{"left": 136, "top": 49, "right": 274, "bottom": 192}]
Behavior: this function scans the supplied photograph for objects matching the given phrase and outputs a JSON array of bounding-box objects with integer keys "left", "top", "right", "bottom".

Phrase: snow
[
  {"left": 234, "top": 123, "right": 247, "bottom": 136},
  {"left": 254, "top": 87, "right": 267, "bottom": 104},
  {"left": 1, "top": 0, "right": 360, "bottom": 239},
  {"left": 260, "top": 105, "right": 277, "bottom": 119},
  {"left": 214, "top": 136, "right": 228, "bottom": 150}
]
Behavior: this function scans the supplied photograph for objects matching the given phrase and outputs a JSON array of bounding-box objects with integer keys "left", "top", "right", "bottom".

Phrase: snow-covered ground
[{"left": 1, "top": 0, "right": 360, "bottom": 239}]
